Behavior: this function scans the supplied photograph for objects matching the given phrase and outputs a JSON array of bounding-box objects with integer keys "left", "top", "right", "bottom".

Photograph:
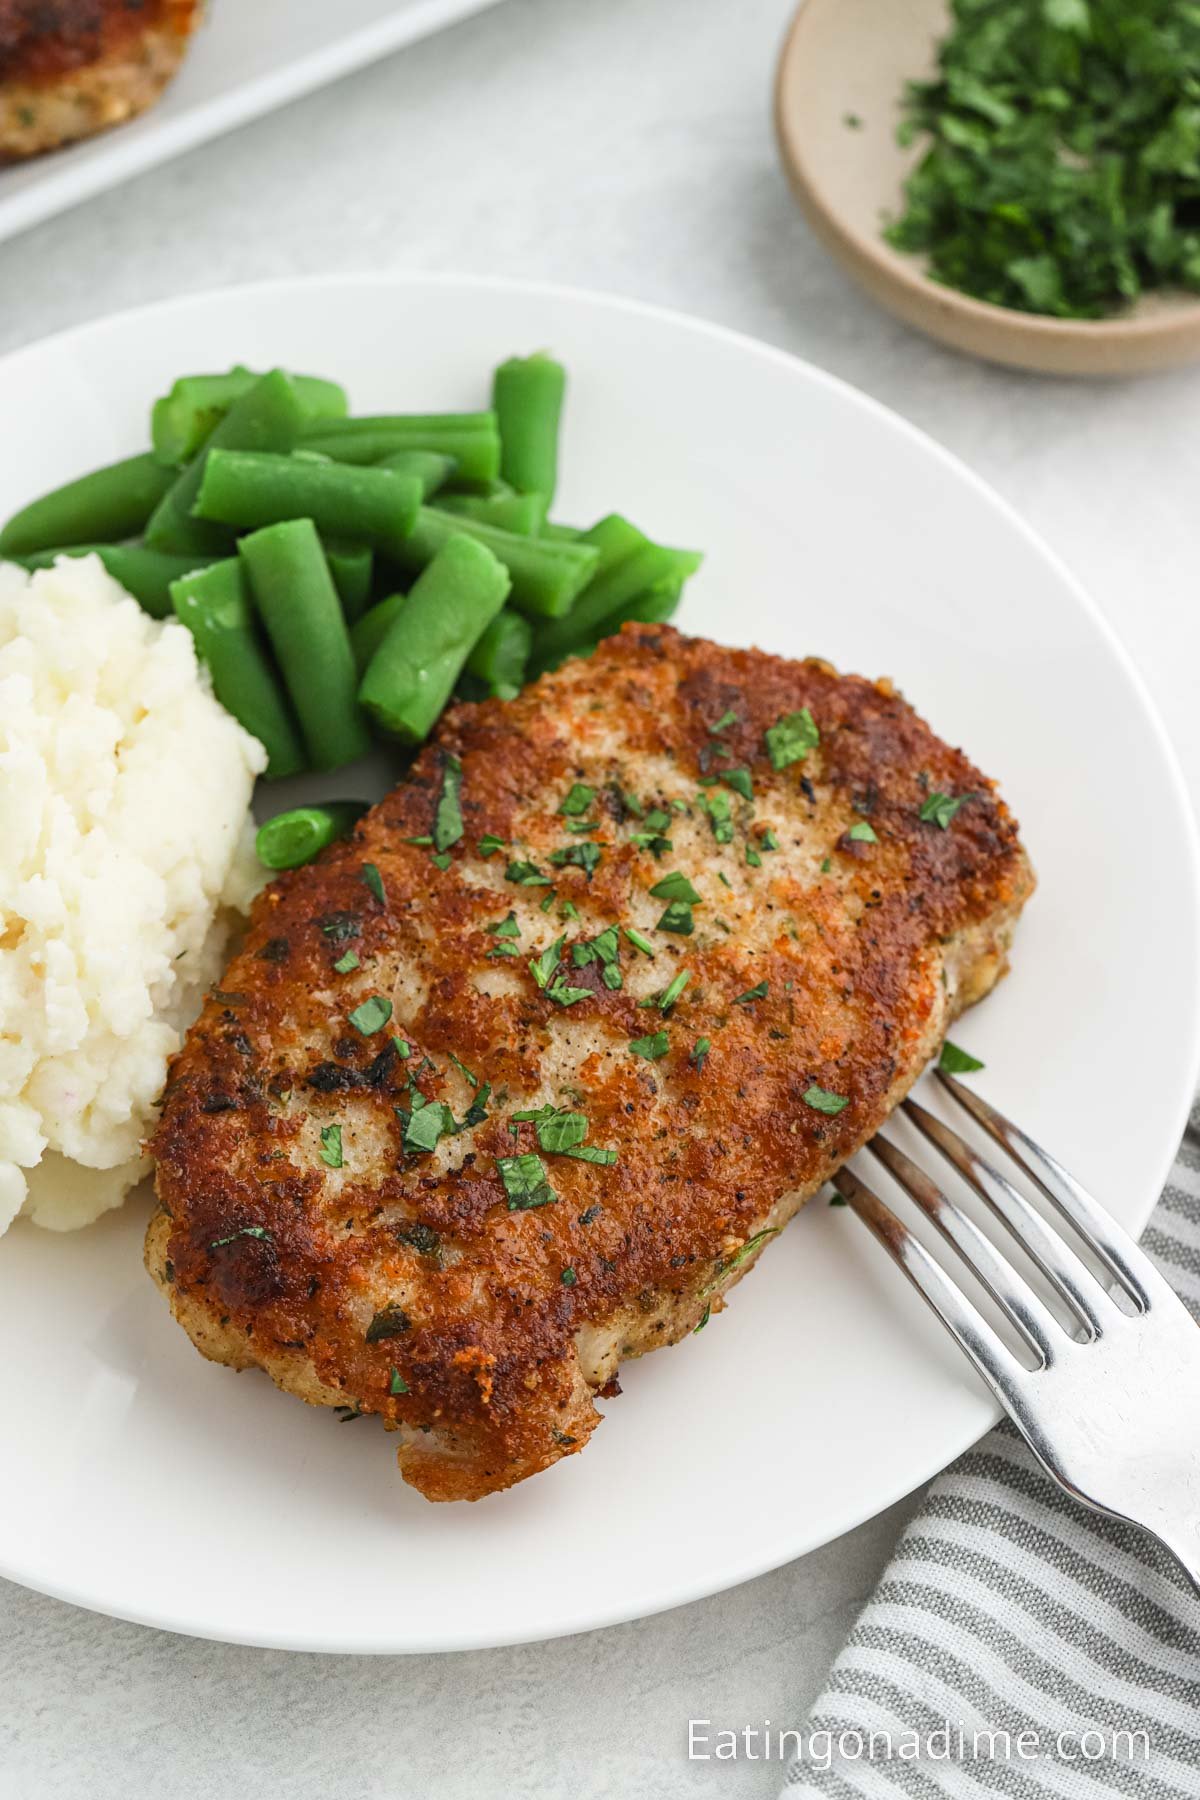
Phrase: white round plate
[{"left": 1, "top": 276, "right": 1197, "bottom": 1654}]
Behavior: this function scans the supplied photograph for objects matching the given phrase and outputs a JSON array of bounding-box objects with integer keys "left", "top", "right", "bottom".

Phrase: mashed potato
[{"left": 0, "top": 556, "right": 266, "bottom": 1233}]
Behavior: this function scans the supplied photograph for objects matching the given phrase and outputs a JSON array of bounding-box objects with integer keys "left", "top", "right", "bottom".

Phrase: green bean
[
  {"left": 151, "top": 367, "right": 347, "bottom": 467},
  {"left": 541, "top": 520, "right": 582, "bottom": 541},
  {"left": 493, "top": 353, "right": 566, "bottom": 503},
  {"left": 465, "top": 608, "right": 532, "bottom": 692},
  {"left": 622, "top": 577, "right": 686, "bottom": 627},
  {"left": 239, "top": 519, "right": 371, "bottom": 771},
  {"left": 528, "top": 515, "right": 702, "bottom": 671},
  {"left": 434, "top": 490, "right": 547, "bottom": 535},
  {"left": 359, "top": 536, "right": 510, "bottom": 743},
  {"left": 299, "top": 413, "right": 500, "bottom": 483},
  {"left": 194, "top": 450, "right": 421, "bottom": 554},
  {"left": 375, "top": 448, "right": 457, "bottom": 497},
  {"left": 255, "top": 801, "right": 368, "bottom": 871},
  {"left": 554, "top": 578, "right": 686, "bottom": 669},
  {"left": 454, "top": 477, "right": 514, "bottom": 499},
  {"left": 350, "top": 590, "right": 407, "bottom": 674},
  {"left": 0, "top": 453, "right": 175, "bottom": 556},
  {"left": 323, "top": 540, "right": 374, "bottom": 622},
  {"left": 386, "top": 506, "right": 596, "bottom": 618},
  {"left": 169, "top": 561, "right": 306, "bottom": 778},
  {"left": 145, "top": 370, "right": 307, "bottom": 557},
  {"left": 15, "top": 543, "right": 219, "bottom": 618}
]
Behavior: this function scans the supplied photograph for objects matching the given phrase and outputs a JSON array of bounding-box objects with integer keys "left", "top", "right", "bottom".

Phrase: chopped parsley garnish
[
  {"left": 389, "top": 1368, "right": 410, "bottom": 1395},
  {"left": 572, "top": 923, "right": 622, "bottom": 989},
  {"left": 621, "top": 789, "right": 646, "bottom": 818},
  {"left": 699, "top": 790, "right": 734, "bottom": 843},
  {"left": 630, "top": 831, "right": 673, "bottom": 856},
  {"left": 733, "top": 980, "right": 769, "bottom": 1005},
  {"left": 448, "top": 1052, "right": 478, "bottom": 1088},
  {"left": 561, "top": 1267, "right": 578, "bottom": 1287},
  {"left": 405, "top": 834, "right": 433, "bottom": 846},
  {"left": 512, "top": 1104, "right": 588, "bottom": 1151},
  {"left": 690, "top": 1036, "right": 712, "bottom": 1071},
  {"left": 487, "top": 911, "right": 520, "bottom": 938},
  {"left": 919, "top": 791, "right": 970, "bottom": 829},
  {"left": 404, "top": 1098, "right": 450, "bottom": 1153},
  {"left": 319, "top": 1123, "right": 343, "bottom": 1168},
  {"left": 540, "top": 892, "right": 556, "bottom": 913},
  {"left": 847, "top": 820, "right": 878, "bottom": 843},
  {"left": 349, "top": 994, "right": 393, "bottom": 1036},
  {"left": 564, "top": 818, "right": 599, "bottom": 834},
  {"left": 549, "top": 841, "right": 601, "bottom": 879},
  {"left": 658, "top": 969, "right": 691, "bottom": 1011},
  {"left": 829, "top": 1193, "right": 848, "bottom": 1207},
  {"left": 718, "top": 870, "right": 732, "bottom": 888},
  {"left": 701, "top": 1227, "right": 781, "bottom": 1295},
  {"left": 559, "top": 899, "right": 580, "bottom": 922},
  {"left": 559, "top": 782, "right": 595, "bottom": 816},
  {"left": 709, "top": 707, "right": 738, "bottom": 734},
  {"left": 578, "top": 1204, "right": 602, "bottom": 1225},
  {"left": 722, "top": 767, "right": 754, "bottom": 802},
  {"left": 529, "top": 934, "right": 564, "bottom": 989},
  {"left": 629, "top": 1030, "right": 670, "bottom": 1061},
  {"left": 546, "top": 976, "right": 592, "bottom": 1007},
  {"left": 498, "top": 1152, "right": 557, "bottom": 1210},
  {"left": 333, "top": 950, "right": 360, "bottom": 973},
  {"left": 431, "top": 852, "right": 452, "bottom": 871},
  {"left": 657, "top": 901, "right": 694, "bottom": 935},
  {"left": 210, "top": 1225, "right": 273, "bottom": 1249},
  {"left": 391, "top": 1036, "right": 411, "bottom": 1059},
  {"left": 365, "top": 1304, "right": 410, "bottom": 1343},
  {"left": 820, "top": 856, "right": 832, "bottom": 873},
  {"left": 694, "top": 1304, "right": 711, "bottom": 1333},
  {"left": 804, "top": 1084, "right": 849, "bottom": 1115},
  {"left": 643, "top": 807, "right": 672, "bottom": 833},
  {"left": 886, "top": 0, "right": 1200, "bottom": 320},
  {"left": 478, "top": 834, "right": 506, "bottom": 856},
  {"left": 765, "top": 707, "right": 819, "bottom": 771},
  {"left": 461, "top": 1081, "right": 492, "bottom": 1130},
  {"left": 649, "top": 871, "right": 701, "bottom": 905},
  {"left": 320, "top": 912, "right": 361, "bottom": 942},
  {"left": 506, "top": 858, "right": 552, "bottom": 886},
  {"left": 623, "top": 926, "right": 656, "bottom": 958},
  {"left": 511, "top": 1104, "right": 617, "bottom": 1162},
  {"left": 761, "top": 827, "right": 780, "bottom": 851},
  {"left": 746, "top": 844, "right": 762, "bottom": 868},
  {"left": 361, "top": 862, "right": 385, "bottom": 905},
  {"left": 395, "top": 1221, "right": 440, "bottom": 1256},
  {"left": 939, "top": 1039, "right": 985, "bottom": 1074}
]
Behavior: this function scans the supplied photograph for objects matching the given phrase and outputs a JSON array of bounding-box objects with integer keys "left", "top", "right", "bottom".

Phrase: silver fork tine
[
  {"left": 902, "top": 1096, "right": 1114, "bottom": 1339},
  {"left": 937, "top": 1071, "right": 1155, "bottom": 1309},
  {"left": 833, "top": 1164, "right": 1030, "bottom": 1404},
  {"left": 866, "top": 1134, "right": 1058, "bottom": 1363}
]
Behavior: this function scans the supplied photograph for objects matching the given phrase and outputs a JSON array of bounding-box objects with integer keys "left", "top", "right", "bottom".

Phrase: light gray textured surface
[{"left": 1, "top": 0, "right": 1197, "bottom": 1794}]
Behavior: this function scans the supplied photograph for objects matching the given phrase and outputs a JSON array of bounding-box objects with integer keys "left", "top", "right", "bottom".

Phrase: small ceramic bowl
[{"left": 774, "top": 0, "right": 1200, "bottom": 376}]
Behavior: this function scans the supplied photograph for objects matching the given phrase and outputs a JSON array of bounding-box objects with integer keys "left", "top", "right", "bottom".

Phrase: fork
[{"left": 834, "top": 1070, "right": 1200, "bottom": 1594}]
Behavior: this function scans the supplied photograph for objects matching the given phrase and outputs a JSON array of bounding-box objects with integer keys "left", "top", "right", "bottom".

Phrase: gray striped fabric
[{"left": 784, "top": 1102, "right": 1200, "bottom": 1800}]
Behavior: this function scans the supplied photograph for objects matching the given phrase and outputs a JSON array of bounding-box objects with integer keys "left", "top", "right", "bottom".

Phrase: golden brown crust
[
  {"left": 0, "top": 1, "right": 201, "bottom": 159},
  {"left": 147, "top": 625, "right": 1034, "bottom": 1501}
]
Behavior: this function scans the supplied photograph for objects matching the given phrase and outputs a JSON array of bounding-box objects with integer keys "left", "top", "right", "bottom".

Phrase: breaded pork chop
[
  {"left": 0, "top": 0, "right": 202, "bottom": 161},
  {"left": 147, "top": 625, "right": 1033, "bottom": 1502}
]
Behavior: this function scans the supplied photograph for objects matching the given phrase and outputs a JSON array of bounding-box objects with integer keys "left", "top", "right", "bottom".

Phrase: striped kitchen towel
[{"left": 784, "top": 1101, "right": 1200, "bottom": 1799}]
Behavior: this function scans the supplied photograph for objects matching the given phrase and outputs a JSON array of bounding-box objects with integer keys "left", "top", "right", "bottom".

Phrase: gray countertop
[{"left": 2, "top": 1, "right": 1197, "bottom": 1794}]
